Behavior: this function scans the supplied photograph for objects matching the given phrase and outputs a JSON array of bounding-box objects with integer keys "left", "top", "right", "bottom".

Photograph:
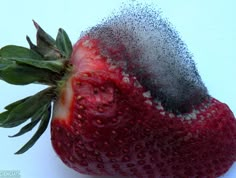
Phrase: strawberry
[{"left": 0, "top": 6, "right": 236, "bottom": 178}]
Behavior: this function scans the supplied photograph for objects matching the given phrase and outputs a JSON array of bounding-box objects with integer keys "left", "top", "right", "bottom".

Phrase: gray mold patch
[{"left": 83, "top": 4, "right": 209, "bottom": 113}]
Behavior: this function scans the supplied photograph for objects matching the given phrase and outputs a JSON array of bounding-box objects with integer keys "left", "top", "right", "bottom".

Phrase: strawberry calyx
[{"left": 0, "top": 21, "right": 72, "bottom": 154}]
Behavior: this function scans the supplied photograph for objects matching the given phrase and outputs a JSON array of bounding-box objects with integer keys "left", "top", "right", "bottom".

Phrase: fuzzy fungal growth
[{"left": 84, "top": 4, "right": 209, "bottom": 113}]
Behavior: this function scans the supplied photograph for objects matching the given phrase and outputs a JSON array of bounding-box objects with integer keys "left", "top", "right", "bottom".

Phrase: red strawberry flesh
[{"left": 51, "top": 36, "right": 236, "bottom": 178}]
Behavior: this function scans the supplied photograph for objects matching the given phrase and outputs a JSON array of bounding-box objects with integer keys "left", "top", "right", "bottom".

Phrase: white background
[{"left": 0, "top": 0, "right": 235, "bottom": 177}]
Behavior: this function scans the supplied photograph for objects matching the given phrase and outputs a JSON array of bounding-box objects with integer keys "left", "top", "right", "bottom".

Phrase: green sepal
[
  {"left": 26, "top": 36, "right": 62, "bottom": 60},
  {"left": 0, "top": 87, "right": 54, "bottom": 128},
  {"left": 56, "top": 28, "right": 73, "bottom": 58},
  {"left": 0, "top": 45, "right": 43, "bottom": 60},
  {"left": 0, "top": 45, "right": 65, "bottom": 73},
  {"left": 0, "top": 111, "right": 10, "bottom": 124},
  {"left": 5, "top": 97, "right": 30, "bottom": 111},
  {"left": 9, "top": 117, "right": 40, "bottom": 138},
  {"left": 8, "top": 104, "right": 48, "bottom": 138},
  {"left": 29, "top": 21, "right": 63, "bottom": 59},
  {"left": 3, "top": 57, "right": 65, "bottom": 73},
  {"left": 0, "top": 57, "right": 15, "bottom": 67},
  {"left": 0, "top": 62, "right": 57, "bottom": 85},
  {"left": 33, "top": 20, "right": 56, "bottom": 48},
  {"left": 14, "top": 104, "right": 51, "bottom": 154}
]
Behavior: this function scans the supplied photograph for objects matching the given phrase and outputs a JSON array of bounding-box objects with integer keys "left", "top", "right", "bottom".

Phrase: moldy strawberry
[{"left": 0, "top": 5, "right": 236, "bottom": 178}]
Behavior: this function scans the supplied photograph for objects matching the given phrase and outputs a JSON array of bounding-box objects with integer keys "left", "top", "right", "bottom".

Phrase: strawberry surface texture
[{"left": 0, "top": 4, "right": 236, "bottom": 178}]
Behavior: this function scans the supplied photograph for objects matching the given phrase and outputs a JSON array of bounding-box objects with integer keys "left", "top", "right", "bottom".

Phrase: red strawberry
[
  {"left": 50, "top": 36, "right": 236, "bottom": 178},
  {"left": 0, "top": 6, "right": 236, "bottom": 178}
]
